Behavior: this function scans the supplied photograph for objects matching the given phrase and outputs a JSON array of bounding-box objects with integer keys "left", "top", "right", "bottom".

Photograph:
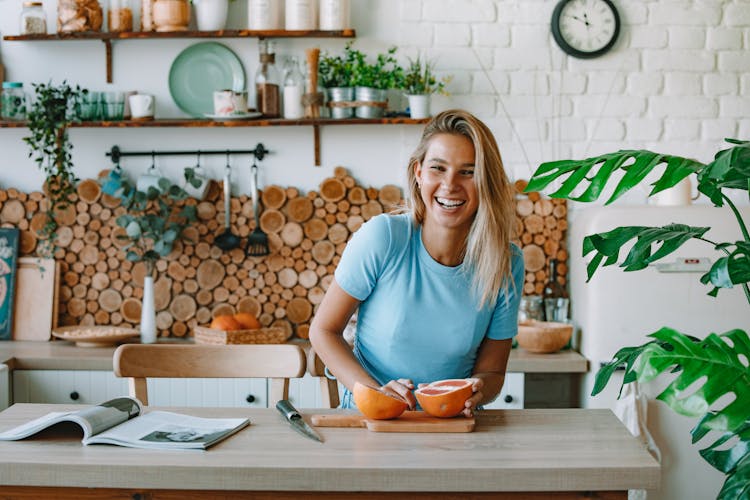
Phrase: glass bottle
[
  {"left": 255, "top": 40, "right": 280, "bottom": 117},
  {"left": 108, "top": 0, "right": 133, "bottom": 32},
  {"left": 282, "top": 56, "right": 304, "bottom": 119},
  {"left": 543, "top": 259, "right": 569, "bottom": 322},
  {"left": 20, "top": 1, "right": 47, "bottom": 35}
]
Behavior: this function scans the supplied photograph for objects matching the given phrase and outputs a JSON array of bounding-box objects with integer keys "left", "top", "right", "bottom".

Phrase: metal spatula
[{"left": 246, "top": 160, "right": 270, "bottom": 257}]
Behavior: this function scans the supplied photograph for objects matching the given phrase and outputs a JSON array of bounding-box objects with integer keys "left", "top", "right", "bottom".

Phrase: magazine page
[
  {"left": 85, "top": 411, "right": 250, "bottom": 450},
  {"left": 73, "top": 397, "right": 142, "bottom": 436},
  {"left": 0, "top": 397, "right": 141, "bottom": 441},
  {"left": 0, "top": 411, "right": 82, "bottom": 441}
]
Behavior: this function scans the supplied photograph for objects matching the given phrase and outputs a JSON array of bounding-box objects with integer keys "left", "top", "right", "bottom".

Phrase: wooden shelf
[
  {"left": 2, "top": 29, "right": 355, "bottom": 83},
  {"left": 0, "top": 116, "right": 428, "bottom": 166},
  {"left": 2, "top": 29, "right": 355, "bottom": 42}
]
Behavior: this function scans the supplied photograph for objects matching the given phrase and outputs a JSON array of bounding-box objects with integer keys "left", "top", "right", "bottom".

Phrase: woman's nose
[{"left": 441, "top": 170, "right": 458, "bottom": 188}]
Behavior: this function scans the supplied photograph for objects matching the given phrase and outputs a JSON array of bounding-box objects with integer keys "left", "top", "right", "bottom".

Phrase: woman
[{"left": 309, "top": 109, "right": 524, "bottom": 417}]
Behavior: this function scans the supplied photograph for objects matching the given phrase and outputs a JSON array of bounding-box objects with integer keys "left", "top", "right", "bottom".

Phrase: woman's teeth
[{"left": 436, "top": 197, "right": 465, "bottom": 208}]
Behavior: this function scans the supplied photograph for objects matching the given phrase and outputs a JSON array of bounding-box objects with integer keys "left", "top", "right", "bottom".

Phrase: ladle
[{"left": 214, "top": 161, "right": 241, "bottom": 251}]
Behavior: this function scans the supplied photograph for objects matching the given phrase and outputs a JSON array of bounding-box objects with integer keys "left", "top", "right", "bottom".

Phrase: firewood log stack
[
  {"left": 513, "top": 180, "right": 568, "bottom": 295},
  {"left": 0, "top": 171, "right": 566, "bottom": 340}
]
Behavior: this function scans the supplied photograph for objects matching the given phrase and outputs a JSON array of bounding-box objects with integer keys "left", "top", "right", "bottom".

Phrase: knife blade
[{"left": 275, "top": 399, "right": 324, "bottom": 443}]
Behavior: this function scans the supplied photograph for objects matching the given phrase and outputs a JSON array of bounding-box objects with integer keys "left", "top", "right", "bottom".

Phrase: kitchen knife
[{"left": 275, "top": 399, "right": 323, "bottom": 443}]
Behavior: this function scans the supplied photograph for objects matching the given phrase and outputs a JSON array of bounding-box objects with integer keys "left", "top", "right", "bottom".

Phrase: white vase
[
  {"left": 407, "top": 94, "right": 431, "bottom": 119},
  {"left": 140, "top": 275, "right": 157, "bottom": 344},
  {"left": 194, "top": 0, "right": 229, "bottom": 30}
]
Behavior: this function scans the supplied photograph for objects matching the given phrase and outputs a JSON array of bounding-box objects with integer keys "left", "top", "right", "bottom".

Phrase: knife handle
[
  {"left": 310, "top": 414, "right": 367, "bottom": 428},
  {"left": 276, "top": 399, "right": 299, "bottom": 420}
]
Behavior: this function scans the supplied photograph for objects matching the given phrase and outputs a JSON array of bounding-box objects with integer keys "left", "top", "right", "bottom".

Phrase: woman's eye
[
  {"left": 429, "top": 165, "right": 445, "bottom": 172},
  {"left": 461, "top": 169, "right": 475, "bottom": 176}
]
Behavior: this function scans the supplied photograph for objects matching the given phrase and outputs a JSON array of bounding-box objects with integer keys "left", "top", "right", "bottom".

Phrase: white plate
[{"left": 204, "top": 112, "right": 263, "bottom": 120}]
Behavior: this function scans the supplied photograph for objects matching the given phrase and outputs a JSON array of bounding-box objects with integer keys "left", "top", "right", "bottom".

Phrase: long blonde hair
[{"left": 404, "top": 109, "right": 516, "bottom": 308}]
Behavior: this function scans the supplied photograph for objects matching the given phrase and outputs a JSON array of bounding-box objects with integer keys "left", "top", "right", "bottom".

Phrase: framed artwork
[{"left": 0, "top": 228, "right": 20, "bottom": 340}]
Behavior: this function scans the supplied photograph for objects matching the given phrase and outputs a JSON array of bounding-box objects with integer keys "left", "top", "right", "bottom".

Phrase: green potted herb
[
  {"left": 101, "top": 168, "right": 197, "bottom": 343},
  {"left": 401, "top": 55, "right": 450, "bottom": 119},
  {"left": 526, "top": 138, "right": 750, "bottom": 499},
  {"left": 318, "top": 42, "right": 357, "bottom": 119},
  {"left": 349, "top": 45, "right": 403, "bottom": 118},
  {"left": 23, "top": 81, "right": 84, "bottom": 256}
]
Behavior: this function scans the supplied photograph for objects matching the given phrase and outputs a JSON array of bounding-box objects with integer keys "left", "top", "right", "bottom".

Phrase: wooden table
[{"left": 0, "top": 404, "right": 658, "bottom": 499}]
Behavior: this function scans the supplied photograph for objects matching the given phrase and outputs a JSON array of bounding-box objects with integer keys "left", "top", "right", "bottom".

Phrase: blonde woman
[{"left": 309, "top": 109, "right": 524, "bottom": 416}]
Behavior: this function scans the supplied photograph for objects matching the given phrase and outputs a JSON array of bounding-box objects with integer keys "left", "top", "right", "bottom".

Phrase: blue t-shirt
[{"left": 334, "top": 213, "right": 525, "bottom": 408}]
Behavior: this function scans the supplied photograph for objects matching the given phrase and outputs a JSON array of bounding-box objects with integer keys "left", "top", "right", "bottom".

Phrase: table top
[
  {"left": 0, "top": 340, "right": 588, "bottom": 373},
  {"left": 0, "top": 404, "right": 658, "bottom": 493}
]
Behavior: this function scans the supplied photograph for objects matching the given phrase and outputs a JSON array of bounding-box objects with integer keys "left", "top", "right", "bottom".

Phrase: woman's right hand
[{"left": 381, "top": 378, "right": 417, "bottom": 410}]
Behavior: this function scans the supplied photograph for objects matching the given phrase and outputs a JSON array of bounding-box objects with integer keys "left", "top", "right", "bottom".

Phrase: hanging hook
[
  {"left": 226, "top": 150, "right": 231, "bottom": 166},
  {"left": 149, "top": 151, "right": 156, "bottom": 171}
]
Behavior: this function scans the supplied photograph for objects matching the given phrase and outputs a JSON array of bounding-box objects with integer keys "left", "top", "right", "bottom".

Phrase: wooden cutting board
[
  {"left": 13, "top": 257, "right": 59, "bottom": 341},
  {"left": 310, "top": 411, "right": 475, "bottom": 433}
]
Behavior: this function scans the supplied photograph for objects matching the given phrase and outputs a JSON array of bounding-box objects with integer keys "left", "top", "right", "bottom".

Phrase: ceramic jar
[{"left": 152, "top": 0, "right": 190, "bottom": 31}]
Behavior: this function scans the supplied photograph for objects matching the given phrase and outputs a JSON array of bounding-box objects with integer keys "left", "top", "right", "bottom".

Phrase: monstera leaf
[{"left": 594, "top": 328, "right": 750, "bottom": 499}]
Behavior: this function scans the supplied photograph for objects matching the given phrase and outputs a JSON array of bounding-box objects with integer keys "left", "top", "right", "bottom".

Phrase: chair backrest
[
  {"left": 113, "top": 344, "right": 306, "bottom": 406},
  {"left": 307, "top": 347, "right": 341, "bottom": 409}
]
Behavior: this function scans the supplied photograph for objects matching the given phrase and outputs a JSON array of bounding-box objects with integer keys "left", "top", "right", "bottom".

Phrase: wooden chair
[
  {"left": 113, "top": 344, "right": 306, "bottom": 406},
  {"left": 306, "top": 347, "right": 341, "bottom": 408}
]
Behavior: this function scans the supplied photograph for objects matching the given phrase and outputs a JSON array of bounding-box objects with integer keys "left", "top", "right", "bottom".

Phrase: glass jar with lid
[
  {"left": 108, "top": 0, "right": 133, "bottom": 32},
  {"left": 1, "top": 82, "right": 27, "bottom": 121},
  {"left": 20, "top": 1, "right": 47, "bottom": 35}
]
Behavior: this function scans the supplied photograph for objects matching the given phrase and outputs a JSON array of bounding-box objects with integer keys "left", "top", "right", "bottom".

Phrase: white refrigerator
[{"left": 570, "top": 205, "right": 749, "bottom": 500}]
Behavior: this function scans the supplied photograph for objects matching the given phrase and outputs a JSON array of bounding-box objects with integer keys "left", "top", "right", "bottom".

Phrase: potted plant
[
  {"left": 23, "top": 81, "right": 84, "bottom": 256},
  {"left": 349, "top": 45, "right": 403, "bottom": 118},
  {"left": 525, "top": 138, "right": 750, "bottom": 499},
  {"left": 401, "top": 55, "right": 450, "bottom": 119},
  {"left": 318, "top": 42, "right": 357, "bottom": 119},
  {"left": 101, "top": 168, "right": 197, "bottom": 343}
]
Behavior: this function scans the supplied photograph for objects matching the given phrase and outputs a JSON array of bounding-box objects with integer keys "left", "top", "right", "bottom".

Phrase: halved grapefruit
[
  {"left": 414, "top": 379, "right": 473, "bottom": 418},
  {"left": 353, "top": 382, "right": 408, "bottom": 420}
]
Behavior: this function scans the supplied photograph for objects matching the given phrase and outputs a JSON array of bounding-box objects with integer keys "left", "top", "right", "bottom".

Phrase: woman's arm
[
  {"left": 309, "top": 279, "right": 379, "bottom": 392},
  {"left": 464, "top": 337, "right": 513, "bottom": 416}
]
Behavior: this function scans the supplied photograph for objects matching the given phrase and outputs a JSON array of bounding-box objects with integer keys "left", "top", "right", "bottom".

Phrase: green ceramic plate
[{"left": 169, "top": 42, "right": 246, "bottom": 117}]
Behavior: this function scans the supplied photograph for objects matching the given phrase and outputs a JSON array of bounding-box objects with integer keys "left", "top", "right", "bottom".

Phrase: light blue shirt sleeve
[
  {"left": 487, "top": 244, "right": 525, "bottom": 340},
  {"left": 334, "top": 214, "right": 394, "bottom": 301}
]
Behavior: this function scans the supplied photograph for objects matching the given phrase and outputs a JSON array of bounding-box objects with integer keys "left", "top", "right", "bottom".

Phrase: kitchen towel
[{"left": 613, "top": 381, "right": 662, "bottom": 500}]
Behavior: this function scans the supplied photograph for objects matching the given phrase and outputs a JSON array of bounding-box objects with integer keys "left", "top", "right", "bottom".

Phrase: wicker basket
[{"left": 193, "top": 325, "right": 290, "bottom": 345}]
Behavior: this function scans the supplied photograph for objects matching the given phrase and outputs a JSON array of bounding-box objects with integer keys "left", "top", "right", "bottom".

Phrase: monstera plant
[{"left": 526, "top": 138, "right": 749, "bottom": 500}]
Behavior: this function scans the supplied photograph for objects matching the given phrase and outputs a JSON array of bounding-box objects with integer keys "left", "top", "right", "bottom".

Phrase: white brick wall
[
  {"left": 398, "top": 0, "right": 749, "bottom": 189},
  {"left": 0, "top": 0, "right": 747, "bottom": 204}
]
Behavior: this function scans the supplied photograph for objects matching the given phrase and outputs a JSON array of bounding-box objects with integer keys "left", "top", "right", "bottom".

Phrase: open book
[{"left": 0, "top": 397, "right": 249, "bottom": 450}]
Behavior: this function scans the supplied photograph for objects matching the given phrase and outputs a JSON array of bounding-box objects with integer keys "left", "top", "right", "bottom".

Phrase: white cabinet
[
  {"left": 482, "top": 372, "right": 525, "bottom": 410},
  {"left": 13, "top": 370, "right": 127, "bottom": 404},
  {"left": 10, "top": 370, "right": 326, "bottom": 408},
  {"left": 10, "top": 370, "right": 523, "bottom": 409}
]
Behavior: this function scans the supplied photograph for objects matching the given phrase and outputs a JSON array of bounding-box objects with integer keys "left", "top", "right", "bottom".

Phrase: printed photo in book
[{"left": 0, "top": 397, "right": 250, "bottom": 450}]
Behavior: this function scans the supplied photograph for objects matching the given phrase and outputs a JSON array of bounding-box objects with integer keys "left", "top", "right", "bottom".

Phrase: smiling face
[{"left": 414, "top": 133, "right": 478, "bottom": 236}]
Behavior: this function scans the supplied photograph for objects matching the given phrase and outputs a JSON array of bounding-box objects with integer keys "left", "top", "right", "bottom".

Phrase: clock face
[{"left": 551, "top": 0, "right": 620, "bottom": 59}]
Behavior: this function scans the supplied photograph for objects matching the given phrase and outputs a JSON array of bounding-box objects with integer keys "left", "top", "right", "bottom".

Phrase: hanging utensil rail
[{"left": 106, "top": 143, "right": 271, "bottom": 164}]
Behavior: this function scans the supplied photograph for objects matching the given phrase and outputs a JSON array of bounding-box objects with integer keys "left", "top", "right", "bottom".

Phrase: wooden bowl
[{"left": 516, "top": 320, "right": 573, "bottom": 354}]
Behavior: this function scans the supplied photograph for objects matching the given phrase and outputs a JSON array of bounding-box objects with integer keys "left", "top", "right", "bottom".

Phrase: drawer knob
[
  {"left": 245, "top": 394, "right": 255, "bottom": 404},
  {"left": 69, "top": 391, "right": 80, "bottom": 401},
  {"left": 504, "top": 395, "right": 513, "bottom": 403}
]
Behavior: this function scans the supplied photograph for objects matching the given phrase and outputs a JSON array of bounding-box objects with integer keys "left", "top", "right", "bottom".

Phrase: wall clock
[{"left": 551, "top": 0, "right": 621, "bottom": 59}]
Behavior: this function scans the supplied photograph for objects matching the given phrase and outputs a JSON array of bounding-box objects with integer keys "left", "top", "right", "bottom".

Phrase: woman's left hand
[{"left": 462, "top": 377, "right": 484, "bottom": 418}]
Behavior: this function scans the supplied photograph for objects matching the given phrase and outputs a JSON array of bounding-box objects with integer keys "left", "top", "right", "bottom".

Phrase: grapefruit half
[
  {"left": 353, "top": 382, "right": 408, "bottom": 420},
  {"left": 414, "top": 379, "right": 473, "bottom": 418}
]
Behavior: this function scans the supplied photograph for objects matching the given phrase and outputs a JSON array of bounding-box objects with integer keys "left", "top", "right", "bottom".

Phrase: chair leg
[
  {"left": 319, "top": 377, "right": 340, "bottom": 408},
  {"left": 269, "top": 378, "right": 290, "bottom": 405},
  {"left": 129, "top": 378, "right": 149, "bottom": 406}
]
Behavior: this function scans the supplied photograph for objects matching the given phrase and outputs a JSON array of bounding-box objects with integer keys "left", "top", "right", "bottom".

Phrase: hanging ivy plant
[{"left": 22, "top": 81, "right": 84, "bottom": 256}]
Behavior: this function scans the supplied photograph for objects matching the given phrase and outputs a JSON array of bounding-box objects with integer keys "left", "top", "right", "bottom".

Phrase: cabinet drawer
[
  {"left": 483, "top": 372, "right": 525, "bottom": 410},
  {"left": 11, "top": 370, "right": 272, "bottom": 408},
  {"left": 12, "top": 370, "right": 127, "bottom": 404}
]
